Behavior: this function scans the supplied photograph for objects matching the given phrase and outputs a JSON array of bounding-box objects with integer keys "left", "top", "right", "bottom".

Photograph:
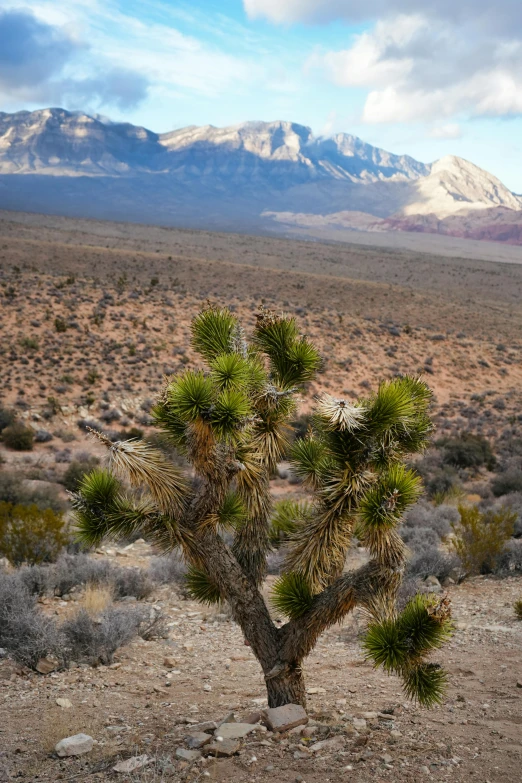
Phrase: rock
[
  {"left": 34, "top": 429, "right": 53, "bottom": 442},
  {"left": 0, "top": 649, "right": 7, "bottom": 659},
  {"left": 56, "top": 698, "right": 72, "bottom": 709},
  {"left": 361, "top": 712, "right": 378, "bottom": 720},
  {"left": 309, "top": 736, "right": 345, "bottom": 753},
  {"left": 188, "top": 721, "right": 218, "bottom": 733},
  {"left": 175, "top": 748, "right": 201, "bottom": 762},
  {"left": 36, "top": 657, "right": 56, "bottom": 674},
  {"left": 390, "top": 730, "right": 402, "bottom": 741},
  {"left": 264, "top": 704, "right": 308, "bottom": 732},
  {"left": 203, "top": 683, "right": 212, "bottom": 692},
  {"left": 424, "top": 575, "right": 442, "bottom": 590},
  {"left": 382, "top": 753, "right": 393, "bottom": 764},
  {"left": 242, "top": 710, "right": 262, "bottom": 725},
  {"left": 352, "top": 718, "right": 367, "bottom": 731},
  {"left": 55, "top": 734, "right": 94, "bottom": 757},
  {"left": 214, "top": 723, "right": 257, "bottom": 740},
  {"left": 186, "top": 733, "right": 212, "bottom": 749},
  {"left": 113, "top": 755, "right": 150, "bottom": 773},
  {"left": 206, "top": 739, "right": 240, "bottom": 757},
  {"left": 163, "top": 657, "right": 178, "bottom": 668},
  {"left": 306, "top": 687, "right": 326, "bottom": 695}
]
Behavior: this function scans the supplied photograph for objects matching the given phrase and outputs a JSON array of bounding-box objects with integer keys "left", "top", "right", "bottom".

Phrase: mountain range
[{"left": 1, "top": 107, "right": 521, "bottom": 245}]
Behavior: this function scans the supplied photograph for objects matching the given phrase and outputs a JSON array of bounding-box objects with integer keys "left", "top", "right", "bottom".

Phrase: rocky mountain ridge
[{"left": 0, "top": 107, "right": 521, "bottom": 244}]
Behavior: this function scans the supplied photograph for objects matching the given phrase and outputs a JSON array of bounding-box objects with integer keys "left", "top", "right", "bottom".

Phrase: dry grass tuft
[{"left": 83, "top": 582, "right": 113, "bottom": 615}]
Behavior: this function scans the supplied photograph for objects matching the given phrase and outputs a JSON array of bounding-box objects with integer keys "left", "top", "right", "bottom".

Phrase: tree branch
[{"left": 280, "top": 561, "right": 402, "bottom": 662}]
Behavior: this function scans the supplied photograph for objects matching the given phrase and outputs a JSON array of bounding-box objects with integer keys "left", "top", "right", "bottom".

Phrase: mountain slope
[{"left": 0, "top": 107, "right": 520, "bottom": 244}]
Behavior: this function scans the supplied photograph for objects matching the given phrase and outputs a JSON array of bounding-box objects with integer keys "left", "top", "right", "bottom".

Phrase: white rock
[
  {"left": 56, "top": 698, "right": 73, "bottom": 709},
  {"left": 113, "top": 755, "right": 150, "bottom": 773},
  {"left": 214, "top": 723, "right": 257, "bottom": 740},
  {"left": 264, "top": 704, "right": 308, "bottom": 732},
  {"left": 55, "top": 734, "right": 94, "bottom": 757}
]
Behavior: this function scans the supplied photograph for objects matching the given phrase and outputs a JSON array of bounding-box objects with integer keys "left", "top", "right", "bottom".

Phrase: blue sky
[{"left": 1, "top": 0, "right": 522, "bottom": 191}]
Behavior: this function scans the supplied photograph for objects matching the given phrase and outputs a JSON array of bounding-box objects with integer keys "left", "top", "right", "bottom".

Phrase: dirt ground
[
  {"left": 1, "top": 547, "right": 521, "bottom": 783},
  {"left": 1, "top": 210, "right": 522, "bottom": 782}
]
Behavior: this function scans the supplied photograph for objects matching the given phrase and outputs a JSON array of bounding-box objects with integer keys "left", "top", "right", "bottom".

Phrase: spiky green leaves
[
  {"left": 216, "top": 491, "right": 247, "bottom": 530},
  {"left": 363, "top": 593, "right": 453, "bottom": 707},
  {"left": 211, "top": 387, "right": 251, "bottom": 441},
  {"left": 168, "top": 371, "right": 214, "bottom": 422},
  {"left": 366, "top": 376, "right": 432, "bottom": 457},
  {"left": 269, "top": 499, "right": 313, "bottom": 546},
  {"left": 191, "top": 305, "right": 238, "bottom": 362},
  {"left": 73, "top": 469, "right": 156, "bottom": 546},
  {"left": 358, "top": 465, "right": 422, "bottom": 530},
  {"left": 290, "top": 435, "right": 332, "bottom": 489},
  {"left": 402, "top": 664, "right": 448, "bottom": 708},
  {"left": 271, "top": 572, "right": 314, "bottom": 618},
  {"left": 185, "top": 566, "right": 222, "bottom": 605},
  {"left": 254, "top": 309, "right": 321, "bottom": 389},
  {"left": 211, "top": 353, "right": 252, "bottom": 391}
]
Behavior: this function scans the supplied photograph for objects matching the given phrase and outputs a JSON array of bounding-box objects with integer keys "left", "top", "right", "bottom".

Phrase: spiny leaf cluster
[{"left": 363, "top": 594, "right": 453, "bottom": 707}]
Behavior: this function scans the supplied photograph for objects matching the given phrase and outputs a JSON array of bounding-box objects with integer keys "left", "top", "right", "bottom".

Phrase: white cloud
[
  {"left": 309, "top": 13, "right": 522, "bottom": 123},
  {"left": 428, "top": 124, "right": 462, "bottom": 140},
  {"left": 244, "top": 0, "right": 522, "bottom": 36}
]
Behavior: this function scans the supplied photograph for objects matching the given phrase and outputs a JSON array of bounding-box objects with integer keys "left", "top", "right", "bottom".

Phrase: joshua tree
[{"left": 74, "top": 305, "right": 452, "bottom": 709}]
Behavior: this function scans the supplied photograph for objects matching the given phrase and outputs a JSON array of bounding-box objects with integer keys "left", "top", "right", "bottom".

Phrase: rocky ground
[
  {"left": 0, "top": 541, "right": 521, "bottom": 783},
  {"left": 1, "top": 211, "right": 522, "bottom": 782}
]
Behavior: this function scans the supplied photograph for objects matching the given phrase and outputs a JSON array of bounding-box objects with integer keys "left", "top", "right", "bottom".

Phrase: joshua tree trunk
[{"left": 266, "top": 665, "right": 306, "bottom": 708}]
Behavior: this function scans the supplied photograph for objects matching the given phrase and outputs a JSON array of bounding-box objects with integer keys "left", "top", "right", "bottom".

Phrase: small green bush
[
  {"left": 514, "top": 599, "right": 522, "bottom": 620},
  {"left": 0, "top": 502, "right": 69, "bottom": 565},
  {"left": 62, "top": 457, "right": 100, "bottom": 493},
  {"left": 438, "top": 433, "right": 496, "bottom": 471},
  {"left": 54, "top": 317, "right": 67, "bottom": 333},
  {"left": 0, "top": 407, "right": 16, "bottom": 432},
  {"left": 451, "top": 504, "right": 516, "bottom": 575},
  {"left": 2, "top": 422, "right": 34, "bottom": 450}
]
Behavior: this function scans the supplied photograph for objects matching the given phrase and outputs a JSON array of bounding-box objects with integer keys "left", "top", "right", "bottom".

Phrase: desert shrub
[
  {"left": 407, "top": 547, "right": 460, "bottom": 582},
  {"left": 403, "top": 502, "right": 458, "bottom": 539},
  {"left": 62, "top": 607, "right": 141, "bottom": 665},
  {"left": 62, "top": 456, "right": 100, "bottom": 493},
  {"left": 289, "top": 413, "right": 314, "bottom": 443},
  {"left": 0, "top": 502, "right": 69, "bottom": 566},
  {"left": 437, "top": 433, "right": 496, "bottom": 471},
  {"left": 17, "top": 563, "right": 51, "bottom": 596},
  {"left": 49, "top": 553, "right": 113, "bottom": 596},
  {"left": 495, "top": 540, "right": 522, "bottom": 574},
  {"left": 47, "top": 553, "right": 152, "bottom": 600},
  {"left": 112, "top": 567, "right": 153, "bottom": 600},
  {"left": 491, "top": 469, "right": 522, "bottom": 498},
  {"left": 2, "top": 422, "right": 34, "bottom": 451},
  {"left": 514, "top": 599, "right": 522, "bottom": 620},
  {"left": 480, "top": 492, "right": 522, "bottom": 538},
  {"left": 0, "top": 572, "right": 66, "bottom": 669},
  {"left": 119, "top": 427, "right": 144, "bottom": 441},
  {"left": 0, "top": 407, "right": 16, "bottom": 432},
  {"left": 451, "top": 504, "right": 516, "bottom": 575},
  {"left": 148, "top": 553, "right": 187, "bottom": 585},
  {"left": 401, "top": 526, "right": 440, "bottom": 551},
  {"left": 426, "top": 466, "right": 460, "bottom": 500},
  {"left": 136, "top": 606, "right": 168, "bottom": 640}
]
